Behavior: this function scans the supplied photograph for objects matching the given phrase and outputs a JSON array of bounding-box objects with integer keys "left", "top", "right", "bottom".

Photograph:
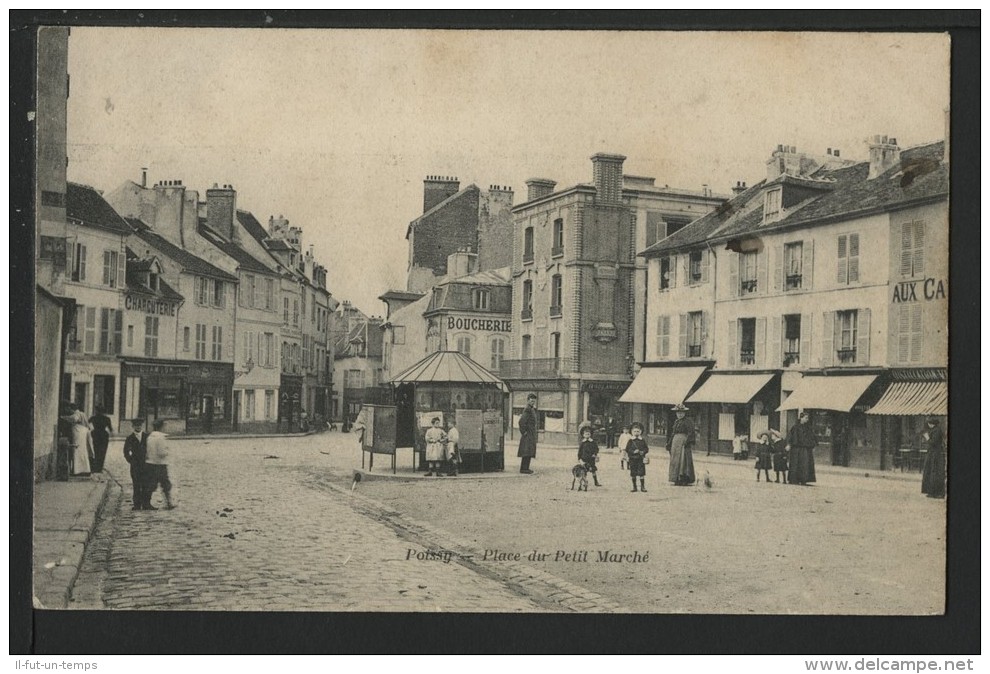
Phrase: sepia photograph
[{"left": 24, "top": 15, "right": 964, "bottom": 634}]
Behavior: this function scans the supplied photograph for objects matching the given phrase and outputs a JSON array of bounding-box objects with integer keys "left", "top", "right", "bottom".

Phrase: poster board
[
  {"left": 454, "top": 409, "right": 483, "bottom": 452},
  {"left": 362, "top": 405, "right": 396, "bottom": 455},
  {"left": 483, "top": 409, "right": 503, "bottom": 453}
]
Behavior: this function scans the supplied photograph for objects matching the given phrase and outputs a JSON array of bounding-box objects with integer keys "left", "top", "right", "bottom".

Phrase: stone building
[
  {"left": 331, "top": 302, "right": 385, "bottom": 426},
  {"left": 502, "top": 154, "right": 726, "bottom": 443},
  {"left": 636, "top": 136, "right": 948, "bottom": 469}
]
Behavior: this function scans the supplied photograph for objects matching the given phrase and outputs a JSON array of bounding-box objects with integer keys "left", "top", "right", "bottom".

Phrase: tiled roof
[
  {"left": 643, "top": 141, "right": 947, "bottom": 256},
  {"left": 236, "top": 210, "right": 269, "bottom": 245},
  {"left": 124, "top": 247, "right": 184, "bottom": 301},
  {"left": 126, "top": 218, "right": 238, "bottom": 282},
  {"left": 67, "top": 182, "right": 132, "bottom": 234},
  {"left": 197, "top": 223, "right": 279, "bottom": 275},
  {"left": 265, "top": 239, "right": 297, "bottom": 252}
]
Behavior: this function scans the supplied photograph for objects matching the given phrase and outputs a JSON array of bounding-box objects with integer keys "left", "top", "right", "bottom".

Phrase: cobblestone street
[{"left": 72, "top": 431, "right": 945, "bottom": 614}]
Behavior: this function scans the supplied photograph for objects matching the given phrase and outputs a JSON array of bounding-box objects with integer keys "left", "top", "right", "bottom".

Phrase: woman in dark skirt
[
  {"left": 88, "top": 405, "right": 113, "bottom": 473},
  {"left": 625, "top": 421, "right": 649, "bottom": 492},
  {"left": 666, "top": 404, "right": 696, "bottom": 486},
  {"left": 920, "top": 417, "right": 946, "bottom": 499}
]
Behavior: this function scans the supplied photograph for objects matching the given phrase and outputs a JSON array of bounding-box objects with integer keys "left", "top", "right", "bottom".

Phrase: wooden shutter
[
  {"left": 913, "top": 222, "right": 925, "bottom": 277},
  {"left": 773, "top": 244, "right": 783, "bottom": 292},
  {"left": 655, "top": 316, "right": 664, "bottom": 359},
  {"left": 701, "top": 311, "right": 711, "bottom": 357},
  {"left": 800, "top": 313, "right": 812, "bottom": 367},
  {"left": 661, "top": 316, "right": 670, "bottom": 358},
  {"left": 729, "top": 253, "right": 739, "bottom": 298},
  {"left": 856, "top": 308, "right": 871, "bottom": 365},
  {"left": 910, "top": 304, "right": 923, "bottom": 362},
  {"left": 669, "top": 255, "right": 678, "bottom": 288},
  {"left": 837, "top": 235, "right": 848, "bottom": 285},
  {"left": 678, "top": 313, "right": 688, "bottom": 358},
  {"left": 821, "top": 311, "right": 835, "bottom": 367},
  {"left": 682, "top": 255, "right": 690, "bottom": 286},
  {"left": 757, "top": 249, "right": 768, "bottom": 294},
  {"left": 102, "top": 250, "right": 111, "bottom": 286},
  {"left": 899, "top": 223, "right": 913, "bottom": 277},
  {"left": 755, "top": 317, "right": 767, "bottom": 367},
  {"left": 848, "top": 234, "right": 860, "bottom": 283},
  {"left": 769, "top": 315, "right": 781, "bottom": 368},
  {"left": 803, "top": 239, "right": 814, "bottom": 289},
  {"left": 727, "top": 320, "right": 737, "bottom": 367},
  {"left": 118, "top": 250, "right": 125, "bottom": 289},
  {"left": 114, "top": 309, "right": 123, "bottom": 355},
  {"left": 700, "top": 249, "right": 710, "bottom": 284}
]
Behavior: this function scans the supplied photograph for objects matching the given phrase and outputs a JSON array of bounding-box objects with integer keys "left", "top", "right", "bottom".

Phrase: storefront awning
[
  {"left": 619, "top": 366, "right": 707, "bottom": 405},
  {"left": 686, "top": 373, "right": 774, "bottom": 404},
  {"left": 866, "top": 381, "right": 947, "bottom": 416},
  {"left": 777, "top": 375, "right": 877, "bottom": 412}
]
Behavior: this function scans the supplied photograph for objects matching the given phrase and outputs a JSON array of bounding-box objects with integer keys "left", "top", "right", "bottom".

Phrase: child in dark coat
[
  {"left": 626, "top": 421, "right": 649, "bottom": 492},
  {"left": 577, "top": 426, "right": 601, "bottom": 487}
]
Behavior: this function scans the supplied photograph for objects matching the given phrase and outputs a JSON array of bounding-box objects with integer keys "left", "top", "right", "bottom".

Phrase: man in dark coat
[
  {"left": 123, "top": 418, "right": 152, "bottom": 510},
  {"left": 786, "top": 410, "right": 818, "bottom": 485},
  {"left": 920, "top": 417, "right": 946, "bottom": 498},
  {"left": 518, "top": 393, "right": 538, "bottom": 474},
  {"left": 604, "top": 414, "right": 617, "bottom": 449}
]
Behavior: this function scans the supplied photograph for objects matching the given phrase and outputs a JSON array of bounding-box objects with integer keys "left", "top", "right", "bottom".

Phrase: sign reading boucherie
[
  {"left": 447, "top": 317, "right": 511, "bottom": 332},
  {"left": 125, "top": 294, "right": 178, "bottom": 316}
]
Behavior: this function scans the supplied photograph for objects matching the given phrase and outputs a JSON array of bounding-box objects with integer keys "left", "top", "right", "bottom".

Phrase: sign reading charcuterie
[{"left": 125, "top": 294, "right": 178, "bottom": 316}]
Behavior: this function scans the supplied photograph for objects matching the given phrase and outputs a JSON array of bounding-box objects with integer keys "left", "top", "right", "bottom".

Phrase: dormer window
[
  {"left": 763, "top": 187, "right": 782, "bottom": 223},
  {"left": 473, "top": 288, "right": 490, "bottom": 310},
  {"left": 148, "top": 272, "right": 160, "bottom": 292}
]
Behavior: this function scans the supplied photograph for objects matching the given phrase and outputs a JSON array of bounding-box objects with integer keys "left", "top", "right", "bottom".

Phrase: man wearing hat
[
  {"left": 122, "top": 418, "right": 152, "bottom": 510},
  {"left": 667, "top": 403, "right": 696, "bottom": 486},
  {"left": 518, "top": 393, "right": 538, "bottom": 474},
  {"left": 920, "top": 416, "right": 945, "bottom": 498}
]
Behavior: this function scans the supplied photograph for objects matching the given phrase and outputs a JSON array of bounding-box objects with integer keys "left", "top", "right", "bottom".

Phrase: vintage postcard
[{"left": 32, "top": 25, "right": 951, "bottom": 617}]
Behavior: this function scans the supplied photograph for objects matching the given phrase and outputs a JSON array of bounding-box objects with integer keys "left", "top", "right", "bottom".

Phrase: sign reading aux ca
[
  {"left": 892, "top": 278, "right": 947, "bottom": 303},
  {"left": 447, "top": 317, "right": 512, "bottom": 333}
]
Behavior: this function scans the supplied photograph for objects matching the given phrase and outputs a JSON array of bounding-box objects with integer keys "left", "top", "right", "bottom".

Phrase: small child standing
[
  {"left": 423, "top": 417, "right": 447, "bottom": 477},
  {"left": 145, "top": 419, "right": 175, "bottom": 510},
  {"left": 577, "top": 425, "right": 602, "bottom": 487},
  {"left": 626, "top": 421, "right": 649, "bottom": 493},
  {"left": 617, "top": 425, "right": 632, "bottom": 470},
  {"left": 766, "top": 429, "right": 788, "bottom": 484},
  {"left": 445, "top": 421, "right": 461, "bottom": 477},
  {"left": 754, "top": 432, "right": 774, "bottom": 482}
]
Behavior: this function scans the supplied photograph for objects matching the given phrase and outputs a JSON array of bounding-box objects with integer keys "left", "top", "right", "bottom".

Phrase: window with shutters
[
  {"left": 473, "top": 288, "right": 490, "bottom": 310},
  {"left": 293, "top": 300, "right": 299, "bottom": 326},
  {"left": 836, "top": 310, "right": 858, "bottom": 363},
  {"left": 245, "top": 275, "right": 256, "bottom": 308},
  {"left": 264, "top": 390, "right": 274, "bottom": 420},
  {"left": 837, "top": 233, "right": 860, "bottom": 284},
  {"left": 195, "top": 277, "right": 209, "bottom": 305},
  {"left": 265, "top": 279, "right": 275, "bottom": 310},
  {"left": 739, "top": 318, "right": 756, "bottom": 365},
  {"left": 550, "top": 275, "right": 563, "bottom": 316},
  {"left": 783, "top": 314, "right": 802, "bottom": 366},
  {"left": 688, "top": 311, "right": 703, "bottom": 357},
  {"left": 897, "top": 304, "right": 923, "bottom": 364},
  {"left": 263, "top": 333, "right": 275, "bottom": 368},
  {"left": 900, "top": 221, "right": 925, "bottom": 278},
  {"left": 521, "top": 280, "right": 533, "bottom": 320},
  {"left": 213, "top": 280, "right": 225, "bottom": 308},
  {"left": 784, "top": 242, "right": 803, "bottom": 290},
  {"left": 72, "top": 243, "right": 87, "bottom": 281},
  {"left": 657, "top": 315, "right": 671, "bottom": 358},
  {"left": 740, "top": 252, "right": 759, "bottom": 294},
  {"left": 455, "top": 335, "right": 472, "bottom": 360},
  {"left": 689, "top": 251, "right": 703, "bottom": 284},
  {"left": 552, "top": 218, "right": 564, "bottom": 257},
  {"left": 244, "top": 332, "right": 255, "bottom": 364},
  {"left": 244, "top": 390, "right": 255, "bottom": 421},
  {"left": 144, "top": 316, "right": 159, "bottom": 357},
  {"left": 211, "top": 325, "right": 223, "bottom": 361},
  {"left": 99, "top": 308, "right": 122, "bottom": 355},
  {"left": 490, "top": 337, "right": 505, "bottom": 371},
  {"left": 283, "top": 297, "right": 290, "bottom": 324},
  {"left": 660, "top": 256, "right": 673, "bottom": 290},
  {"left": 84, "top": 306, "right": 97, "bottom": 353},
  {"left": 523, "top": 227, "right": 534, "bottom": 264},
  {"left": 103, "top": 250, "right": 120, "bottom": 288},
  {"left": 763, "top": 188, "right": 782, "bottom": 223}
]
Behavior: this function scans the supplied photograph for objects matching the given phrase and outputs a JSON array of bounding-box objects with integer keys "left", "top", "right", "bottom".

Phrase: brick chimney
[
  {"left": 590, "top": 153, "right": 626, "bottom": 204},
  {"left": 423, "top": 175, "right": 460, "bottom": 213},
  {"left": 731, "top": 181, "right": 748, "bottom": 195},
  {"left": 446, "top": 247, "right": 479, "bottom": 280},
  {"left": 206, "top": 183, "right": 237, "bottom": 241},
  {"left": 152, "top": 179, "right": 189, "bottom": 247},
  {"left": 868, "top": 135, "right": 901, "bottom": 179},
  {"left": 525, "top": 178, "right": 556, "bottom": 202}
]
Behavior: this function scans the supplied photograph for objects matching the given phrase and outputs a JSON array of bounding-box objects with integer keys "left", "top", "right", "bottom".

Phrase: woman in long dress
[
  {"left": 920, "top": 417, "right": 946, "bottom": 498},
  {"left": 666, "top": 404, "right": 696, "bottom": 486},
  {"left": 62, "top": 402, "right": 93, "bottom": 476}
]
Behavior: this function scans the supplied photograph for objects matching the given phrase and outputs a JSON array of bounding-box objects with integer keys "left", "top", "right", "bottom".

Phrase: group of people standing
[
  {"left": 123, "top": 418, "right": 175, "bottom": 510},
  {"left": 752, "top": 411, "right": 818, "bottom": 485},
  {"left": 422, "top": 416, "right": 461, "bottom": 477},
  {"left": 59, "top": 402, "right": 112, "bottom": 476}
]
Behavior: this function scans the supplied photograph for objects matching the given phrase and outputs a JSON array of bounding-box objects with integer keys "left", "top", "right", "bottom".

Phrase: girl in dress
[
  {"left": 626, "top": 421, "right": 649, "bottom": 492},
  {"left": 423, "top": 417, "right": 447, "bottom": 477}
]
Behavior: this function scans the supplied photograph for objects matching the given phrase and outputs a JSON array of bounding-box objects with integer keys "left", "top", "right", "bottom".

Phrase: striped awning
[{"left": 866, "top": 381, "right": 948, "bottom": 416}]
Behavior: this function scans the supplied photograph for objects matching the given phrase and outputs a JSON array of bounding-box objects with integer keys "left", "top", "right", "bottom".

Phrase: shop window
[
  {"left": 739, "top": 318, "right": 756, "bottom": 365},
  {"left": 783, "top": 314, "right": 801, "bottom": 366},
  {"left": 837, "top": 233, "right": 860, "bottom": 284},
  {"left": 784, "top": 242, "right": 803, "bottom": 290}
]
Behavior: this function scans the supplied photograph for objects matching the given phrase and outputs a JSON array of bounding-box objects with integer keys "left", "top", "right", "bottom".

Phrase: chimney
[
  {"left": 206, "top": 183, "right": 237, "bottom": 240},
  {"left": 423, "top": 175, "right": 460, "bottom": 213},
  {"left": 868, "top": 134, "right": 901, "bottom": 179},
  {"left": 141, "top": 167, "right": 148, "bottom": 188},
  {"left": 590, "top": 153, "right": 627, "bottom": 204},
  {"left": 525, "top": 178, "right": 556, "bottom": 202},
  {"left": 731, "top": 181, "right": 748, "bottom": 195},
  {"left": 446, "top": 248, "right": 479, "bottom": 279},
  {"left": 151, "top": 179, "right": 188, "bottom": 247}
]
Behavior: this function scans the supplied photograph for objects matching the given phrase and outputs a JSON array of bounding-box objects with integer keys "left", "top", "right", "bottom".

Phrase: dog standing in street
[{"left": 571, "top": 464, "right": 589, "bottom": 491}]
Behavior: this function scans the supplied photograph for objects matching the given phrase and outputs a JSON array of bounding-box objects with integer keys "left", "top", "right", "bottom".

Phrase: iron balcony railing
[{"left": 500, "top": 357, "right": 575, "bottom": 379}]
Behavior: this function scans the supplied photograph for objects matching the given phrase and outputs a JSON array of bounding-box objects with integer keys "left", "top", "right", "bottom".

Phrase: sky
[{"left": 65, "top": 29, "right": 950, "bottom": 316}]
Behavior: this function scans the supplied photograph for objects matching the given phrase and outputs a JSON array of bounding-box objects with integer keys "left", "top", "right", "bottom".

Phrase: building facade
[{"left": 636, "top": 137, "right": 948, "bottom": 469}]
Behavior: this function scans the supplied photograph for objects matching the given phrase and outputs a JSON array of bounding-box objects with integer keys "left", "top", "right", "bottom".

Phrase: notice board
[
  {"left": 455, "top": 409, "right": 483, "bottom": 452},
  {"left": 483, "top": 409, "right": 503, "bottom": 453}
]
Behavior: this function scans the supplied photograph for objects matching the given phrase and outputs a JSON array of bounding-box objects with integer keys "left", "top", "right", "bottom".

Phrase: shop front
[
  {"left": 685, "top": 372, "right": 779, "bottom": 457},
  {"left": 778, "top": 373, "right": 884, "bottom": 469},
  {"left": 121, "top": 358, "right": 188, "bottom": 434},
  {"left": 185, "top": 361, "right": 234, "bottom": 434},
  {"left": 64, "top": 355, "right": 122, "bottom": 433},
  {"left": 866, "top": 368, "right": 947, "bottom": 472},
  {"left": 618, "top": 365, "right": 709, "bottom": 446}
]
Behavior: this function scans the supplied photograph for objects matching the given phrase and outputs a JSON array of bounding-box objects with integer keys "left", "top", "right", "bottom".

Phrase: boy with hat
[
  {"left": 626, "top": 421, "right": 649, "bottom": 492},
  {"left": 577, "top": 423, "right": 602, "bottom": 487}
]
